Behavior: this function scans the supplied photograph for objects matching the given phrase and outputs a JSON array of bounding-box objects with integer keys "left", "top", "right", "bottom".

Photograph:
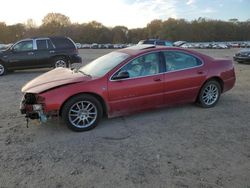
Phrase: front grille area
[{"left": 24, "top": 93, "right": 37, "bottom": 104}]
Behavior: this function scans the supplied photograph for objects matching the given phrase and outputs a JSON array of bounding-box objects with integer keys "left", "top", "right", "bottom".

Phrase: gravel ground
[{"left": 0, "top": 48, "right": 249, "bottom": 188}]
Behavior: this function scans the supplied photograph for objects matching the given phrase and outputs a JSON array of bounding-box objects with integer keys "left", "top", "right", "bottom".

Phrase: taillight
[{"left": 74, "top": 48, "right": 79, "bottom": 54}]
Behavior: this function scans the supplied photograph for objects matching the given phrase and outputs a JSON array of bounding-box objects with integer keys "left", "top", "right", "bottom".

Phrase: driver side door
[
  {"left": 107, "top": 52, "right": 165, "bottom": 117},
  {"left": 7, "top": 40, "right": 37, "bottom": 69}
]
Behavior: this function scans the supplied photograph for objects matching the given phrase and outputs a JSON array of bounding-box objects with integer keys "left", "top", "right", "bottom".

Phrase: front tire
[
  {"left": 62, "top": 94, "right": 103, "bottom": 132},
  {"left": 197, "top": 80, "right": 221, "bottom": 108},
  {"left": 0, "top": 63, "right": 6, "bottom": 76}
]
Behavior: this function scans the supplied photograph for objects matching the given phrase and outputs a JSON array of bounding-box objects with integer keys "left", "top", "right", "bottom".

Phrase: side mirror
[{"left": 112, "top": 71, "right": 129, "bottom": 80}]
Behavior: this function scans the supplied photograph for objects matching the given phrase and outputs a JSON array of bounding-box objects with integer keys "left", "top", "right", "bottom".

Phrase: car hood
[{"left": 22, "top": 68, "right": 92, "bottom": 93}]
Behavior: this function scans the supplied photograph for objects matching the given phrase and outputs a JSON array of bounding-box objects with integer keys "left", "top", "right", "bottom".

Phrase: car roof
[
  {"left": 16, "top": 36, "right": 69, "bottom": 41},
  {"left": 118, "top": 44, "right": 177, "bottom": 55},
  {"left": 118, "top": 44, "right": 214, "bottom": 60}
]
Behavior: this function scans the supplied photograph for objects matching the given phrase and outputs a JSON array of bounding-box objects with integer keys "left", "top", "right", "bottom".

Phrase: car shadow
[{"left": 13, "top": 68, "right": 51, "bottom": 74}]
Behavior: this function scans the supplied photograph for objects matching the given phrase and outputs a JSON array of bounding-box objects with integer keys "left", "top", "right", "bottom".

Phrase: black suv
[{"left": 0, "top": 36, "right": 82, "bottom": 76}]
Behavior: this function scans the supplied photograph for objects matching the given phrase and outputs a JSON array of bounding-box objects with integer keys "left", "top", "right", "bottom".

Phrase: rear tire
[
  {"left": 62, "top": 94, "right": 103, "bottom": 132},
  {"left": 197, "top": 80, "right": 221, "bottom": 108},
  {"left": 53, "top": 57, "right": 68, "bottom": 68}
]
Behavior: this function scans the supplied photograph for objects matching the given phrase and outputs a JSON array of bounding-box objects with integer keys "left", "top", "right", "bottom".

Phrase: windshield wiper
[{"left": 77, "top": 70, "right": 92, "bottom": 77}]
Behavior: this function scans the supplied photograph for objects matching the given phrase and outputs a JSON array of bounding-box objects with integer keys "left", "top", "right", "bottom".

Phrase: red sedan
[{"left": 20, "top": 45, "right": 235, "bottom": 131}]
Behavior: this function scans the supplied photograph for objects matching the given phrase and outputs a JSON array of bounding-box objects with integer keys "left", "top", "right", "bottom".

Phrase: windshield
[{"left": 79, "top": 51, "right": 130, "bottom": 77}]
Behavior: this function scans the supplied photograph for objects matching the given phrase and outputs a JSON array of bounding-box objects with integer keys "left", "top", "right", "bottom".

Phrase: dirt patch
[{"left": 0, "top": 48, "right": 249, "bottom": 188}]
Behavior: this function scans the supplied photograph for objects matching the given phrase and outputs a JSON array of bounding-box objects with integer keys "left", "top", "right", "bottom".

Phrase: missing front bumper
[{"left": 20, "top": 103, "right": 48, "bottom": 123}]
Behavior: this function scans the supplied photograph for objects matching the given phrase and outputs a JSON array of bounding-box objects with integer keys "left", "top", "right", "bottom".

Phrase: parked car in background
[
  {"left": 234, "top": 49, "right": 250, "bottom": 63},
  {"left": 91, "top": 43, "right": 98, "bottom": 49},
  {"left": 81, "top": 44, "right": 91, "bottom": 49},
  {"left": 20, "top": 45, "right": 235, "bottom": 131},
  {"left": 0, "top": 43, "right": 5, "bottom": 50},
  {"left": 0, "top": 36, "right": 82, "bottom": 76},
  {"left": 239, "top": 42, "right": 250, "bottom": 48},
  {"left": 173, "top": 41, "right": 186, "bottom": 47},
  {"left": 75, "top": 43, "right": 82, "bottom": 49},
  {"left": 229, "top": 42, "right": 240, "bottom": 48},
  {"left": 138, "top": 39, "right": 173, "bottom": 46},
  {"left": 180, "top": 43, "right": 194, "bottom": 48},
  {"left": 211, "top": 43, "right": 230, "bottom": 49},
  {"left": 113, "top": 44, "right": 125, "bottom": 49}
]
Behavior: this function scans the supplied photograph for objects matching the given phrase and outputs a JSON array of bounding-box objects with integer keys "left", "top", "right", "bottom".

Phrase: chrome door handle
[
  {"left": 27, "top": 52, "right": 34, "bottom": 55},
  {"left": 49, "top": 50, "right": 55, "bottom": 53}
]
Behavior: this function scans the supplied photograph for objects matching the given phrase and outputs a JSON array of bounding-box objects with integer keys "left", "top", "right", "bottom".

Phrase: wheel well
[
  {"left": 59, "top": 92, "right": 108, "bottom": 117},
  {"left": 52, "top": 55, "right": 69, "bottom": 62},
  {"left": 207, "top": 77, "right": 224, "bottom": 92},
  {"left": 196, "top": 77, "right": 224, "bottom": 102}
]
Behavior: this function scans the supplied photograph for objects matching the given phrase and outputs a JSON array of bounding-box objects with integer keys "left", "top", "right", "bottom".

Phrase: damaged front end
[{"left": 20, "top": 93, "right": 47, "bottom": 124}]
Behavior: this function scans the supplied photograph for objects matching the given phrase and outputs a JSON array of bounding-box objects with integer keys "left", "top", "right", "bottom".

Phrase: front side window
[
  {"left": 37, "top": 40, "right": 47, "bottom": 50},
  {"left": 114, "top": 52, "right": 161, "bottom": 79},
  {"left": 13, "top": 40, "right": 33, "bottom": 52},
  {"left": 163, "top": 51, "right": 202, "bottom": 71}
]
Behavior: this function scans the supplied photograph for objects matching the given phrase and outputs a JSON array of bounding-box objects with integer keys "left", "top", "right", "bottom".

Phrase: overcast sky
[{"left": 0, "top": 0, "right": 249, "bottom": 28}]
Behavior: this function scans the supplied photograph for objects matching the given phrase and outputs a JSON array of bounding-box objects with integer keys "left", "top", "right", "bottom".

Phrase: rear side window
[
  {"left": 50, "top": 37, "right": 76, "bottom": 49},
  {"left": 163, "top": 51, "right": 202, "bottom": 71},
  {"left": 36, "top": 40, "right": 47, "bottom": 50}
]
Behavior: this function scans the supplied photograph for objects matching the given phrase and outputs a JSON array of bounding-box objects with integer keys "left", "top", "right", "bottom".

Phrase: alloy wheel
[
  {"left": 68, "top": 101, "right": 98, "bottom": 128},
  {"left": 202, "top": 84, "right": 219, "bottom": 105},
  {"left": 55, "top": 60, "right": 67, "bottom": 68}
]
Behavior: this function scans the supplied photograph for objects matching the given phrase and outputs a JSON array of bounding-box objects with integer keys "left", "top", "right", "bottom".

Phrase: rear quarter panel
[{"left": 207, "top": 58, "right": 236, "bottom": 92}]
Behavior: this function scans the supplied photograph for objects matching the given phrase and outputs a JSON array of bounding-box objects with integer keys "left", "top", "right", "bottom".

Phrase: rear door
[
  {"left": 108, "top": 52, "right": 165, "bottom": 116},
  {"left": 35, "top": 39, "right": 54, "bottom": 67},
  {"left": 162, "top": 50, "right": 207, "bottom": 105}
]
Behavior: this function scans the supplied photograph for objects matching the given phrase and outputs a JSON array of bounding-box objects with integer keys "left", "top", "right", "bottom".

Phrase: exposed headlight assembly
[{"left": 33, "top": 104, "right": 43, "bottom": 111}]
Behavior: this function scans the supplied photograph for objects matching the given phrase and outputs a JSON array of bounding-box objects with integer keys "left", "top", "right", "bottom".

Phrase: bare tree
[{"left": 42, "top": 13, "right": 71, "bottom": 27}]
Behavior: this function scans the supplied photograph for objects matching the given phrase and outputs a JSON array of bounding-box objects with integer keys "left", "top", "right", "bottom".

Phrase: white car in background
[
  {"left": 75, "top": 43, "right": 82, "bottom": 49},
  {"left": 0, "top": 43, "right": 6, "bottom": 50}
]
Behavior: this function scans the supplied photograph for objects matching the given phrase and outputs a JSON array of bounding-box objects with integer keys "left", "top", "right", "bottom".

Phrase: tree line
[{"left": 0, "top": 13, "right": 249, "bottom": 44}]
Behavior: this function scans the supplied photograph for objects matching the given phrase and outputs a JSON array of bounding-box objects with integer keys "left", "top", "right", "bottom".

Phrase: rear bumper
[
  {"left": 223, "top": 77, "right": 236, "bottom": 93},
  {"left": 70, "top": 54, "right": 82, "bottom": 63}
]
